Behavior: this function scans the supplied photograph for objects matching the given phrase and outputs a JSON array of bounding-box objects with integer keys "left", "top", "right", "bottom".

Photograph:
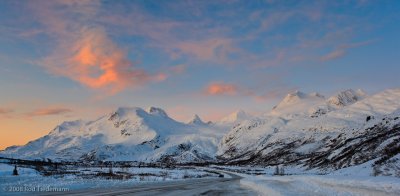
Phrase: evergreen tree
[
  {"left": 13, "top": 165, "right": 18, "bottom": 176},
  {"left": 274, "top": 166, "right": 280, "bottom": 175}
]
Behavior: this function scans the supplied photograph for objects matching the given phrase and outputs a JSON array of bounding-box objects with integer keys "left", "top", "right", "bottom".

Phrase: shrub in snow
[
  {"left": 183, "top": 170, "right": 190, "bottom": 179},
  {"left": 280, "top": 166, "right": 285, "bottom": 175},
  {"left": 372, "top": 166, "right": 382, "bottom": 176},
  {"left": 273, "top": 165, "right": 285, "bottom": 175},
  {"left": 13, "top": 165, "right": 18, "bottom": 176}
]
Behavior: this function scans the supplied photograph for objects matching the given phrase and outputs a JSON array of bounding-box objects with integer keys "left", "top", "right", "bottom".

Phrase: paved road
[{"left": 38, "top": 172, "right": 256, "bottom": 196}]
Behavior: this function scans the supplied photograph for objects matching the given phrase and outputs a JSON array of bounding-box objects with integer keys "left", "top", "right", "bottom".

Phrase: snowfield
[
  {"left": 239, "top": 174, "right": 400, "bottom": 196},
  {"left": 0, "top": 163, "right": 220, "bottom": 195},
  {"left": 2, "top": 162, "right": 399, "bottom": 195},
  {"left": 209, "top": 165, "right": 400, "bottom": 196}
]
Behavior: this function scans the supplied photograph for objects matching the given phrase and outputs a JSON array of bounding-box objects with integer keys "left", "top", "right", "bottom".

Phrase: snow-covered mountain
[
  {"left": 327, "top": 89, "right": 366, "bottom": 108},
  {"left": 0, "top": 107, "right": 226, "bottom": 163},
  {"left": 270, "top": 91, "right": 326, "bottom": 117},
  {"left": 215, "top": 110, "right": 253, "bottom": 126},
  {"left": 218, "top": 89, "right": 400, "bottom": 175},
  {"left": 187, "top": 114, "right": 207, "bottom": 126},
  {"left": 1, "top": 88, "right": 399, "bottom": 176}
]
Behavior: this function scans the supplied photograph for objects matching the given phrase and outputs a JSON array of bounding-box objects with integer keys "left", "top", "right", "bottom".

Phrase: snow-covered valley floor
[
  {"left": 211, "top": 165, "right": 400, "bottom": 196},
  {"left": 239, "top": 174, "right": 400, "bottom": 196},
  {"left": 0, "top": 163, "right": 220, "bottom": 195},
  {"left": 1, "top": 162, "right": 400, "bottom": 196}
]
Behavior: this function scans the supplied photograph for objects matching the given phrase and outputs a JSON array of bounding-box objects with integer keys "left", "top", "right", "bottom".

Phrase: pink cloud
[
  {"left": 28, "top": 107, "right": 72, "bottom": 116},
  {"left": 0, "top": 107, "right": 16, "bottom": 119},
  {"left": 42, "top": 28, "right": 165, "bottom": 94},
  {"left": 29, "top": 2, "right": 166, "bottom": 94},
  {"left": 0, "top": 108, "right": 13, "bottom": 115},
  {"left": 203, "top": 80, "right": 297, "bottom": 103},
  {"left": 205, "top": 82, "right": 238, "bottom": 96}
]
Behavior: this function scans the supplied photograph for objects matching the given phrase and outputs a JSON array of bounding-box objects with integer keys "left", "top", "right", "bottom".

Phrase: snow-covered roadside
[
  {"left": 238, "top": 174, "right": 400, "bottom": 196},
  {"left": 0, "top": 163, "right": 219, "bottom": 195}
]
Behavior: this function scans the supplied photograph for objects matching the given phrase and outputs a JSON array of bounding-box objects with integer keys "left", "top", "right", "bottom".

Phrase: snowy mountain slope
[
  {"left": 270, "top": 91, "right": 326, "bottom": 117},
  {"left": 269, "top": 89, "right": 368, "bottom": 119},
  {"left": 215, "top": 110, "right": 254, "bottom": 128},
  {"left": 218, "top": 89, "right": 400, "bottom": 175},
  {"left": 0, "top": 107, "right": 225, "bottom": 163},
  {"left": 327, "top": 89, "right": 366, "bottom": 108}
]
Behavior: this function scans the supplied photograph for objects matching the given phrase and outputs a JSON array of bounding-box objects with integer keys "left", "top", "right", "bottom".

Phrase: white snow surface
[
  {"left": 239, "top": 174, "right": 400, "bottom": 196},
  {"left": 0, "top": 107, "right": 227, "bottom": 163},
  {"left": 0, "top": 163, "right": 219, "bottom": 194},
  {"left": 216, "top": 110, "right": 253, "bottom": 126},
  {"left": 219, "top": 88, "right": 400, "bottom": 159}
]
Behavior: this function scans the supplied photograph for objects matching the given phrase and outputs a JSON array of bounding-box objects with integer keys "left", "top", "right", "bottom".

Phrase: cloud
[
  {"left": 42, "top": 27, "right": 165, "bottom": 94},
  {"left": 0, "top": 108, "right": 14, "bottom": 118},
  {"left": 320, "top": 39, "right": 375, "bottom": 61},
  {"left": 28, "top": 107, "right": 72, "bottom": 116},
  {"left": 205, "top": 82, "right": 238, "bottom": 95},
  {"left": 320, "top": 49, "right": 345, "bottom": 61},
  {"left": 173, "top": 38, "right": 237, "bottom": 62},
  {"left": 0, "top": 109, "right": 13, "bottom": 114},
  {"left": 170, "top": 64, "right": 187, "bottom": 74},
  {"left": 30, "top": 1, "right": 165, "bottom": 94},
  {"left": 203, "top": 80, "right": 297, "bottom": 103}
]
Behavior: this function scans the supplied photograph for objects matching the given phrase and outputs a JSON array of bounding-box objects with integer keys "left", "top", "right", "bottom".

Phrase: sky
[{"left": 0, "top": 0, "right": 399, "bottom": 150}]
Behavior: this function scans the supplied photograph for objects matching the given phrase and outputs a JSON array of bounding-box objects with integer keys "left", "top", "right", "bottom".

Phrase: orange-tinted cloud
[
  {"left": 205, "top": 82, "right": 238, "bottom": 95},
  {"left": 0, "top": 108, "right": 14, "bottom": 119},
  {"left": 29, "top": 1, "right": 166, "bottom": 95},
  {"left": 28, "top": 107, "right": 72, "bottom": 116},
  {"left": 43, "top": 28, "right": 165, "bottom": 94},
  {"left": 0, "top": 108, "right": 13, "bottom": 114}
]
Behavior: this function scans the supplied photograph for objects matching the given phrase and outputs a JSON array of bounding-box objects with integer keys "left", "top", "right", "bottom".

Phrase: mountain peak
[
  {"left": 109, "top": 107, "right": 147, "bottom": 120},
  {"left": 281, "top": 91, "right": 307, "bottom": 103},
  {"left": 49, "top": 120, "right": 84, "bottom": 135},
  {"left": 146, "top": 107, "right": 168, "bottom": 117},
  {"left": 188, "top": 114, "right": 206, "bottom": 125},
  {"left": 310, "top": 92, "right": 325, "bottom": 98},
  {"left": 218, "top": 110, "right": 251, "bottom": 124},
  {"left": 328, "top": 89, "right": 366, "bottom": 107},
  {"left": 271, "top": 90, "right": 326, "bottom": 116},
  {"left": 116, "top": 106, "right": 145, "bottom": 114},
  {"left": 356, "top": 89, "right": 367, "bottom": 97}
]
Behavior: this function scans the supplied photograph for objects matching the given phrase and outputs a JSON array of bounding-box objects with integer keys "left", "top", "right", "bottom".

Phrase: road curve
[{"left": 38, "top": 172, "right": 256, "bottom": 196}]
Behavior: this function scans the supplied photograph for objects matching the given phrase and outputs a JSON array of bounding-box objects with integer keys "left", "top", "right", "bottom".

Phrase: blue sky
[{"left": 0, "top": 0, "right": 399, "bottom": 148}]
